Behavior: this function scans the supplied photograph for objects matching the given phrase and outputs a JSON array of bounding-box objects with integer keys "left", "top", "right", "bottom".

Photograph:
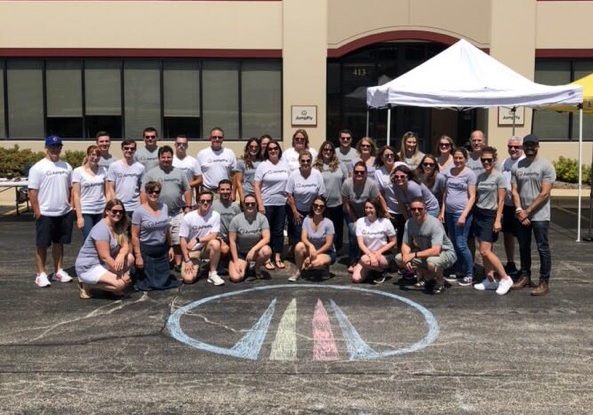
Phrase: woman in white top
[
  {"left": 398, "top": 131, "right": 425, "bottom": 170},
  {"left": 290, "top": 196, "right": 336, "bottom": 282},
  {"left": 72, "top": 145, "right": 107, "bottom": 241},
  {"left": 352, "top": 198, "right": 396, "bottom": 283},
  {"left": 436, "top": 134, "right": 455, "bottom": 174},
  {"left": 233, "top": 137, "right": 261, "bottom": 204},
  {"left": 254, "top": 139, "right": 290, "bottom": 270},
  {"left": 281, "top": 129, "right": 318, "bottom": 172}
]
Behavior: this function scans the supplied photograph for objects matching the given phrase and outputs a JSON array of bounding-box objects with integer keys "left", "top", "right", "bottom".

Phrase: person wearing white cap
[{"left": 28, "top": 135, "right": 74, "bottom": 287}]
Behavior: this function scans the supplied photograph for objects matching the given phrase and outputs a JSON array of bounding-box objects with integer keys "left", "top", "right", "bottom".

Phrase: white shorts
[
  {"left": 169, "top": 212, "right": 184, "bottom": 245},
  {"left": 78, "top": 264, "right": 108, "bottom": 284}
]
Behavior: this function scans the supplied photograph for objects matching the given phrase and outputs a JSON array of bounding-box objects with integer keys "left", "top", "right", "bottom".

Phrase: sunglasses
[
  {"left": 393, "top": 174, "right": 407, "bottom": 180},
  {"left": 123, "top": 146, "right": 136, "bottom": 151},
  {"left": 244, "top": 202, "right": 256, "bottom": 207},
  {"left": 175, "top": 142, "right": 188, "bottom": 148},
  {"left": 268, "top": 147, "right": 279, "bottom": 152},
  {"left": 353, "top": 171, "right": 366, "bottom": 176},
  {"left": 508, "top": 145, "right": 520, "bottom": 149},
  {"left": 313, "top": 203, "right": 325, "bottom": 209},
  {"left": 300, "top": 159, "right": 312, "bottom": 164},
  {"left": 439, "top": 143, "right": 451, "bottom": 147},
  {"left": 249, "top": 145, "right": 260, "bottom": 150},
  {"left": 211, "top": 136, "right": 223, "bottom": 140},
  {"left": 294, "top": 137, "right": 306, "bottom": 141},
  {"left": 383, "top": 153, "right": 395, "bottom": 159},
  {"left": 144, "top": 135, "right": 156, "bottom": 139},
  {"left": 199, "top": 199, "right": 213, "bottom": 204},
  {"left": 340, "top": 136, "right": 351, "bottom": 141},
  {"left": 148, "top": 189, "right": 161, "bottom": 195},
  {"left": 110, "top": 209, "right": 124, "bottom": 215},
  {"left": 481, "top": 158, "right": 494, "bottom": 163},
  {"left": 360, "top": 144, "right": 371, "bottom": 148},
  {"left": 422, "top": 162, "right": 435, "bottom": 167},
  {"left": 410, "top": 207, "right": 424, "bottom": 212}
]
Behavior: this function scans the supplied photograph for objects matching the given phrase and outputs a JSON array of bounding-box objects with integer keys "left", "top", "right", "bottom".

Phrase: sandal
[
  {"left": 264, "top": 260, "right": 275, "bottom": 271},
  {"left": 275, "top": 260, "right": 286, "bottom": 269},
  {"left": 78, "top": 282, "right": 91, "bottom": 299}
]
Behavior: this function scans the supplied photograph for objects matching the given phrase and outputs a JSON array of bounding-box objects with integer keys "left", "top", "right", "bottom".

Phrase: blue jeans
[
  {"left": 265, "top": 204, "right": 286, "bottom": 257},
  {"left": 345, "top": 215, "right": 360, "bottom": 262},
  {"left": 82, "top": 213, "right": 102, "bottom": 241},
  {"left": 517, "top": 220, "right": 551, "bottom": 280},
  {"left": 446, "top": 211, "right": 474, "bottom": 276}
]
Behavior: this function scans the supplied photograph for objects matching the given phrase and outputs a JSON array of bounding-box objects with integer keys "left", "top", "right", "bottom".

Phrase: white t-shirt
[
  {"left": 254, "top": 160, "right": 290, "bottom": 206},
  {"left": 72, "top": 166, "right": 107, "bottom": 214},
  {"left": 179, "top": 209, "right": 221, "bottom": 251},
  {"left": 28, "top": 158, "right": 73, "bottom": 217},
  {"left": 282, "top": 147, "right": 319, "bottom": 172},
  {"left": 173, "top": 154, "right": 202, "bottom": 183},
  {"left": 355, "top": 216, "right": 396, "bottom": 252},
  {"left": 285, "top": 169, "right": 326, "bottom": 212},
  {"left": 106, "top": 160, "right": 145, "bottom": 212},
  {"left": 196, "top": 147, "right": 237, "bottom": 190}
]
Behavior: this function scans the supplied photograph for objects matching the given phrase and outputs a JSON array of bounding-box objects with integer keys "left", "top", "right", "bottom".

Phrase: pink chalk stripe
[{"left": 312, "top": 299, "right": 339, "bottom": 361}]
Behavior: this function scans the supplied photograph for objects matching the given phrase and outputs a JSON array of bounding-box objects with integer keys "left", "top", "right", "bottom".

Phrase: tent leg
[
  {"left": 366, "top": 108, "right": 369, "bottom": 137},
  {"left": 577, "top": 108, "right": 583, "bottom": 241},
  {"left": 386, "top": 106, "right": 391, "bottom": 146}
]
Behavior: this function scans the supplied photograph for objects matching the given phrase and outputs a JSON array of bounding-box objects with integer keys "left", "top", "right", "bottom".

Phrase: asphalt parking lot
[{"left": 1, "top": 205, "right": 592, "bottom": 414}]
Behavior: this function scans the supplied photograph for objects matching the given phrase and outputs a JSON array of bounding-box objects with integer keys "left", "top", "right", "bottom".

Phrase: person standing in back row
[
  {"left": 134, "top": 127, "right": 160, "bottom": 171},
  {"left": 197, "top": 127, "right": 237, "bottom": 197},
  {"left": 511, "top": 134, "right": 555, "bottom": 296}
]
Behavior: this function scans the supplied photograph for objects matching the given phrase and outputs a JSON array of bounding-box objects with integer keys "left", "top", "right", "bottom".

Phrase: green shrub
[
  {"left": 553, "top": 156, "right": 592, "bottom": 184},
  {"left": 0, "top": 145, "right": 86, "bottom": 177}
]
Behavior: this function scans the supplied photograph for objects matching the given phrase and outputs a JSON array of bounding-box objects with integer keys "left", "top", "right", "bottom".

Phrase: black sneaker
[{"left": 432, "top": 283, "right": 446, "bottom": 294}]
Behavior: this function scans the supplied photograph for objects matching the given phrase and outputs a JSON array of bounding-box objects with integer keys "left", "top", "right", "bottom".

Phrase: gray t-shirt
[
  {"left": 302, "top": 216, "right": 335, "bottom": 250},
  {"left": 511, "top": 157, "right": 556, "bottom": 221},
  {"left": 134, "top": 146, "right": 160, "bottom": 171},
  {"left": 106, "top": 160, "right": 145, "bottom": 212},
  {"left": 75, "top": 220, "right": 119, "bottom": 275},
  {"left": 229, "top": 212, "right": 270, "bottom": 254},
  {"left": 212, "top": 200, "right": 242, "bottom": 241},
  {"left": 403, "top": 215, "right": 455, "bottom": 254},
  {"left": 476, "top": 171, "right": 506, "bottom": 211},
  {"left": 235, "top": 159, "right": 261, "bottom": 197},
  {"left": 467, "top": 153, "right": 484, "bottom": 178},
  {"left": 502, "top": 155, "right": 525, "bottom": 206},
  {"left": 285, "top": 169, "right": 326, "bottom": 212},
  {"left": 254, "top": 160, "right": 290, "bottom": 206},
  {"left": 318, "top": 162, "right": 349, "bottom": 208},
  {"left": 131, "top": 204, "right": 170, "bottom": 245},
  {"left": 422, "top": 173, "right": 446, "bottom": 207},
  {"left": 336, "top": 147, "right": 358, "bottom": 170},
  {"left": 142, "top": 166, "right": 190, "bottom": 216},
  {"left": 444, "top": 168, "right": 477, "bottom": 213},
  {"left": 393, "top": 180, "right": 440, "bottom": 213},
  {"left": 98, "top": 154, "right": 118, "bottom": 169},
  {"left": 341, "top": 178, "right": 380, "bottom": 219},
  {"left": 402, "top": 151, "right": 425, "bottom": 170}
]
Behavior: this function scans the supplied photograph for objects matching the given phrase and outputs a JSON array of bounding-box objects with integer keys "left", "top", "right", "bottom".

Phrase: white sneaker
[
  {"left": 496, "top": 277, "right": 513, "bottom": 295},
  {"left": 35, "top": 272, "right": 51, "bottom": 287},
  {"left": 53, "top": 269, "right": 73, "bottom": 283},
  {"left": 288, "top": 272, "right": 300, "bottom": 282},
  {"left": 207, "top": 272, "right": 225, "bottom": 286},
  {"left": 474, "top": 278, "right": 499, "bottom": 291}
]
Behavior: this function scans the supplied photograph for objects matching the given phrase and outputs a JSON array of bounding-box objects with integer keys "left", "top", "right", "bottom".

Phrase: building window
[
  {"left": 0, "top": 58, "right": 281, "bottom": 140},
  {"left": 533, "top": 59, "right": 593, "bottom": 141}
]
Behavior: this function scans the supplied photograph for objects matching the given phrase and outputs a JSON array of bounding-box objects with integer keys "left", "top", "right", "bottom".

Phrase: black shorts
[
  {"left": 502, "top": 205, "right": 519, "bottom": 236},
  {"left": 472, "top": 208, "right": 498, "bottom": 243},
  {"left": 36, "top": 210, "right": 74, "bottom": 248}
]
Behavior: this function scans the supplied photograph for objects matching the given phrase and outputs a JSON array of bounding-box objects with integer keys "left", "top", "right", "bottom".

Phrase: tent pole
[
  {"left": 366, "top": 108, "right": 370, "bottom": 137},
  {"left": 511, "top": 107, "right": 516, "bottom": 136},
  {"left": 386, "top": 105, "right": 392, "bottom": 146},
  {"left": 577, "top": 107, "right": 583, "bottom": 242}
]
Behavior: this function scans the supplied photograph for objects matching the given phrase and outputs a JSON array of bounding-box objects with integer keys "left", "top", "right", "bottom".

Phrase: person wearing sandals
[
  {"left": 439, "top": 147, "right": 477, "bottom": 286},
  {"left": 472, "top": 146, "right": 513, "bottom": 295},
  {"left": 254, "top": 139, "right": 290, "bottom": 271},
  {"left": 395, "top": 198, "right": 456, "bottom": 294},
  {"left": 131, "top": 181, "right": 181, "bottom": 291},
  {"left": 72, "top": 145, "right": 107, "bottom": 241},
  {"left": 228, "top": 194, "right": 272, "bottom": 282},
  {"left": 342, "top": 161, "right": 387, "bottom": 273},
  {"left": 351, "top": 198, "right": 396, "bottom": 284},
  {"left": 233, "top": 137, "right": 261, "bottom": 204},
  {"left": 75, "top": 199, "right": 134, "bottom": 299},
  {"left": 290, "top": 196, "right": 336, "bottom": 282}
]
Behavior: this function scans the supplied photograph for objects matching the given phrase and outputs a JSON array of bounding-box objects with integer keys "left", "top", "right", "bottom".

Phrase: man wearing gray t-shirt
[
  {"left": 212, "top": 179, "right": 242, "bottom": 260},
  {"left": 335, "top": 129, "right": 358, "bottom": 172},
  {"left": 134, "top": 127, "right": 160, "bottom": 171},
  {"left": 511, "top": 134, "right": 556, "bottom": 296}
]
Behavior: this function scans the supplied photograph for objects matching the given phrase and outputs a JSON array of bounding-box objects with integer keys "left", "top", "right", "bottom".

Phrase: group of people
[{"left": 27, "top": 126, "right": 555, "bottom": 298}]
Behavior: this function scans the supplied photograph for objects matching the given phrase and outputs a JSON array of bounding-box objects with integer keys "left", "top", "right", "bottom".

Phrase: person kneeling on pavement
[{"left": 395, "top": 197, "right": 456, "bottom": 294}]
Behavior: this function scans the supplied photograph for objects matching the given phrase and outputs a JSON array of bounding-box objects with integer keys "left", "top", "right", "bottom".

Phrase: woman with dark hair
[
  {"left": 75, "top": 198, "right": 133, "bottom": 299},
  {"left": 290, "top": 196, "right": 336, "bottom": 282},
  {"left": 131, "top": 181, "right": 180, "bottom": 291},
  {"left": 416, "top": 154, "right": 446, "bottom": 206},
  {"left": 72, "top": 144, "right": 107, "bottom": 240},
  {"left": 314, "top": 140, "right": 348, "bottom": 253},
  {"left": 259, "top": 134, "right": 272, "bottom": 159},
  {"left": 439, "top": 147, "right": 477, "bottom": 286},
  {"left": 254, "top": 139, "right": 290, "bottom": 270},
  {"left": 391, "top": 165, "right": 440, "bottom": 218},
  {"left": 398, "top": 131, "right": 425, "bottom": 170},
  {"left": 352, "top": 198, "right": 396, "bottom": 283},
  {"left": 341, "top": 161, "right": 386, "bottom": 273},
  {"left": 228, "top": 194, "right": 272, "bottom": 282},
  {"left": 234, "top": 137, "right": 261, "bottom": 203},
  {"left": 351, "top": 136, "right": 378, "bottom": 180},
  {"left": 282, "top": 129, "right": 318, "bottom": 172},
  {"left": 436, "top": 134, "right": 455, "bottom": 174}
]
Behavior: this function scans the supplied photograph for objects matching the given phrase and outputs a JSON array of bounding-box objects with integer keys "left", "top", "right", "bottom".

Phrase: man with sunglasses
[
  {"left": 106, "top": 139, "right": 145, "bottom": 219},
  {"left": 134, "top": 127, "right": 160, "bottom": 171},
  {"left": 501, "top": 136, "right": 525, "bottom": 276},
  {"left": 336, "top": 129, "right": 358, "bottom": 168},
  {"left": 141, "top": 145, "right": 192, "bottom": 271},
  {"left": 196, "top": 127, "right": 237, "bottom": 198},
  {"left": 395, "top": 198, "right": 456, "bottom": 294},
  {"left": 172, "top": 134, "right": 203, "bottom": 199},
  {"left": 28, "top": 135, "right": 74, "bottom": 287},
  {"left": 179, "top": 191, "right": 224, "bottom": 285},
  {"left": 212, "top": 179, "right": 242, "bottom": 267},
  {"left": 511, "top": 134, "right": 556, "bottom": 296}
]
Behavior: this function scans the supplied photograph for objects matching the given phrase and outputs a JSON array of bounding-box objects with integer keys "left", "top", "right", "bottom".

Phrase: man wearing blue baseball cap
[{"left": 27, "top": 136, "right": 74, "bottom": 287}]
